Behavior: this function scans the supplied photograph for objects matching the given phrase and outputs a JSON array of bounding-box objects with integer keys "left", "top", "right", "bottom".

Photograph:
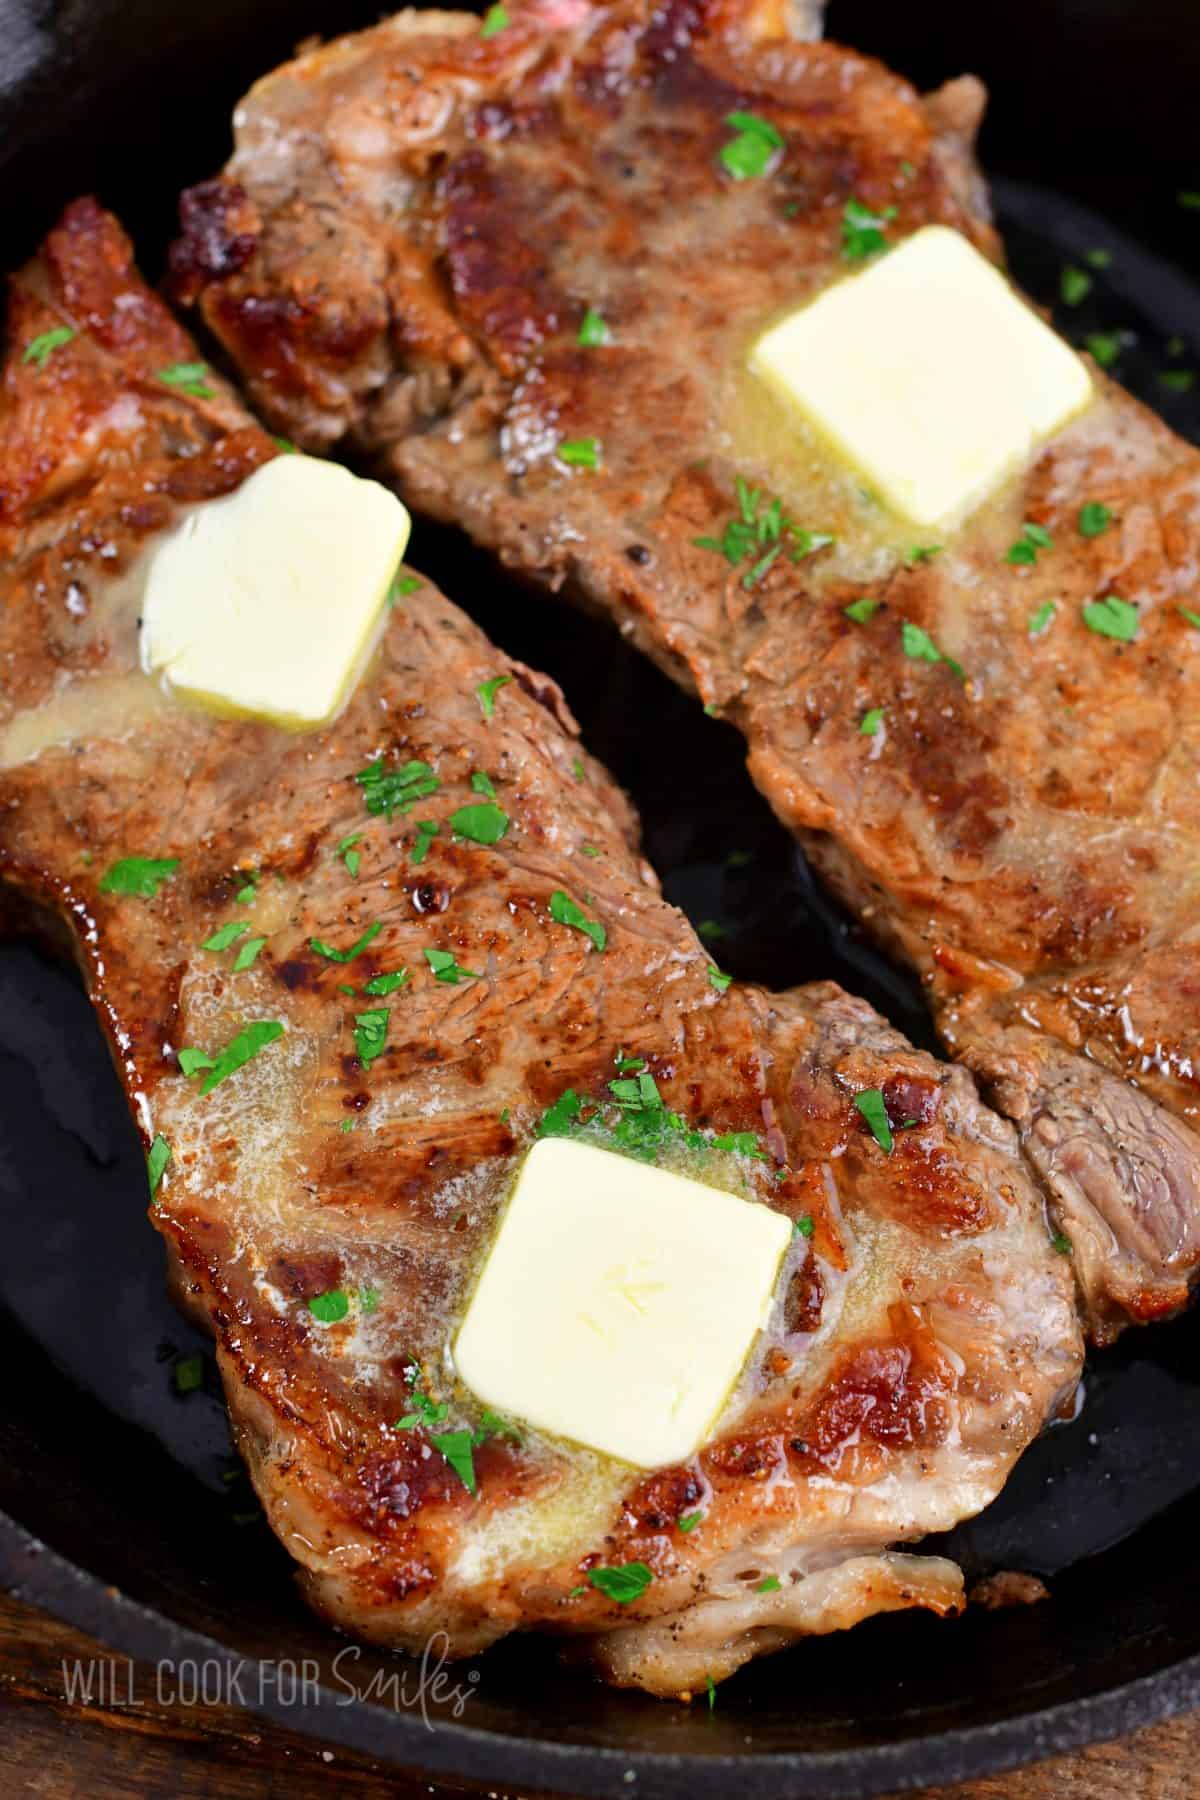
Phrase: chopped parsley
[
  {"left": 450, "top": 801, "right": 510, "bottom": 845},
  {"left": 859, "top": 707, "right": 884, "bottom": 737},
  {"left": 1179, "top": 607, "right": 1200, "bottom": 630},
  {"left": 905, "top": 544, "right": 943, "bottom": 567},
  {"left": 22, "top": 325, "right": 75, "bottom": 368},
  {"left": 793, "top": 1214, "right": 815, "bottom": 1238},
  {"left": 1086, "top": 332, "right": 1122, "bottom": 368},
  {"left": 424, "top": 947, "right": 482, "bottom": 983},
  {"left": 309, "top": 920, "right": 383, "bottom": 963},
  {"left": 99, "top": 856, "right": 179, "bottom": 898},
  {"left": 147, "top": 1134, "right": 172, "bottom": 1198},
  {"left": 841, "top": 197, "right": 896, "bottom": 260},
  {"left": 233, "top": 935, "right": 267, "bottom": 972},
  {"left": 580, "top": 843, "right": 601, "bottom": 858},
  {"left": 309, "top": 1289, "right": 350, "bottom": 1324},
  {"left": 157, "top": 360, "right": 214, "bottom": 399},
  {"left": 853, "top": 1088, "right": 894, "bottom": 1153},
  {"left": 1159, "top": 369, "right": 1196, "bottom": 393},
  {"left": 1085, "top": 248, "right": 1112, "bottom": 269},
  {"left": 1051, "top": 1232, "right": 1073, "bottom": 1256},
  {"left": 557, "top": 437, "right": 600, "bottom": 468},
  {"left": 549, "top": 890, "right": 606, "bottom": 952},
  {"left": 718, "top": 111, "right": 784, "bottom": 182},
  {"left": 537, "top": 1053, "right": 768, "bottom": 1168},
  {"left": 471, "top": 770, "right": 497, "bottom": 799},
  {"left": 708, "top": 966, "right": 732, "bottom": 993},
  {"left": 1078, "top": 502, "right": 1113, "bottom": 538},
  {"left": 901, "top": 621, "right": 964, "bottom": 679},
  {"left": 204, "top": 921, "right": 249, "bottom": 952},
  {"left": 358, "top": 1286, "right": 380, "bottom": 1314},
  {"left": 755, "top": 1575, "right": 782, "bottom": 1593},
  {"left": 235, "top": 869, "right": 260, "bottom": 904},
  {"left": 697, "top": 920, "right": 726, "bottom": 943},
  {"left": 337, "top": 833, "right": 363, "bottom": 877},
  {"left": 429, "top": 1428, "right": 480, "bottom": 1493},
  {"left": 1006, "top": 522, "right": 1054, "bottom": 566},
  {"left": 274, "top": 436, "right": 297, "bottom": 453},
  {"left": 707, "top": 1676, "right": 717, "bottom": 1712},
  {"left": 179, "top": 1021, "right": 284, "bottom": 1096},
  {"left": 1060, "top": 266, "right": 1092, "bottom": 307},
  {"left": 174, "top": 1355, "right": 204, "bottom": 1395},
  {"left": 396, "top": 1373, "right": 449, "bottom": 1430},
  {"left": 354, "top": 1009, "right": 389, "bottom": 1066},
  {"left": 677, "top": 1511, "right": 703, "bottom": 1533},
  {"left": 389, "top": 573, "right": 421, "bottom": 603},
  {"left": 572, "top": 757, "right": 585, "bottom": 782},
  {"left": 694, "top": 476, "right": 833, "bottom": 589},
  {"left": 1029, "top": 601, "right": 1057, "bottom": 637},
  {"left": 480, "top": 1, "right": 508, "bottom": 36},
  {"left": 1083, "top": 595, "right": 1138, "bottom": 641},
  {"left": 477, "top": 674, "right": 512, "bottom": 718},
  {"left": 578, "top": 307, "right": 610, "bottom": 347},
  {"left": 411, "top": 819, "right": 439, "bottom": 864},
  {"left": 587, "top": 1562, "right": 653, "bottom": 1604},
  {"left": 356, "top": 757, "right": 439, "bottom": 819},
  {"left": 363, "top": 968, "right": 410, "bottom": 996},
  {"left": 844, "top": 597, "right": 880, "bottom": 624}
]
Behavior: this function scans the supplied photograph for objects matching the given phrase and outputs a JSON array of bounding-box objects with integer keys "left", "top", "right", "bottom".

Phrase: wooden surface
[{"left": 0, "top": 1585, "right": 1194, "bottom": 1799}]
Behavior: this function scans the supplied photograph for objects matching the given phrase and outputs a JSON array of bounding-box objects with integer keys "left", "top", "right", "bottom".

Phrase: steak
[
  {"left": 0, "top": 199, "right": 1081, "bottom": 1695},
  {"left": 177, "top": 0, "right": 1200, "bottom": 1343}
]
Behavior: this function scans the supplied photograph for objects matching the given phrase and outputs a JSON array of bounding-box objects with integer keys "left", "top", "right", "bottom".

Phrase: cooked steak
[
  {"left": 0, "top": 199, "right": 1081, "bottom": 1695},
  {"left": 177, "top": 0, "right": 1200, "bottom": 1343}
]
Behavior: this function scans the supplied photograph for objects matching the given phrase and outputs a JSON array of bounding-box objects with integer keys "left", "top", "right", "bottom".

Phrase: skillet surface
[{"left": 1, "top": 2, "right": 1199, "bottom": 1792}]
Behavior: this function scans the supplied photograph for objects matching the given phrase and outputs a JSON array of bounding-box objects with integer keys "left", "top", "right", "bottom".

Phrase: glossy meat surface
[
  {"left": 178, "top": 0, "right": 1200, "bottom": 1342},
  {"left": 0, "top": 201, "right": 1081, "bottom": 1693}
]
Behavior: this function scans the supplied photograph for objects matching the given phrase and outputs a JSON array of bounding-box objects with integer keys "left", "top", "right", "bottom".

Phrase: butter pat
[
  {"left": 141, "top": 455, "right": 410, "bottom": 728},
  {"left": 749, "top": 225, "right": 1093, "bottom": 529},
  {"left": 454, "top": 1137, "right": 791, "bottom": 1468}
]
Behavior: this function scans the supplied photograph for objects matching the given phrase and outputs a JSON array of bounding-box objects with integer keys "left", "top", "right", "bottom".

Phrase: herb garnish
[
  {"left": 794, "top": 1215, "right": 815, "bottom": 1238},
  {"left": 1179, "top": 607, "right": 1200, "bottom": 631},
  {"left": 901, "top": 621, "right": 964, "bottom": 679},
  {"left": 844, "top": 597, "right": 880, "bottom": 624},
  {"left": 755, "top": 1575, "right": 782, "bottom": 1593},
  {"left": 471, "top": 770, "right": 497, "bottom": 799},
  {"left": 158, "top": 361, "right": 215, "bottom": 399},
  {"left": 707, "top": 1676, "right": 717, "bottom": 1712},
  {"left": 233, "top": 936, "right": 267, "bottom": 972},
  {"left": 1082, "top": 595, "right": 1138, "bottom": 641},
  {"left": 859, "top": 707, "right": 884, "bottom": 737},
  {"left": 204, "top": 921, "right": 249, "bottom": 952},
  {"left": 411, "top": 820, "right": 439, "bottom": 864},
  {"left": 235, "top": 870, "right": 259, "bottom": 904},
  {"left": 719, "top": 111, "right": 784, "bottom": 182},
  {"left": 337, "top": 834, "right": 363, "bottom": 877},
  {"left": 22, "top": 326, "right": 75, "bottom": 368},
  {"left": 390, "top": 574, "right": 421, "bottom": 603},
  {"left": 694, "top": 476, "right": 833, "bottom": 589},
  {"left": 355, "top": 757, "right": 439, "bottom": 819},
  {"left": 309, "top": 1289, "right": 350, "bottom": 1324},
  {"left": 587, "top": 1562, "right": 653, "bottom": 1604},
  {"left": 1029, "top": 601, "right": 1056, "bottom": 637},
  {"left": 708, "top": 966, "right": 732, "bottom": 993},
  {"left": 480, "top": 2, "right": 508, "bottom": 35},
  {"left": 1060, "top": 266, "right": 1092, "bottom": 307},
  {"left": 578, "top": 307, "right": 610, "bottom": 347},
  {"left": 354, "top": 1009, "right": 389, "bottom": 1066},
  {"left": 179, "top": 1020, "right": 284, "bottom": 1096},
  {"left": 147, "top": 1134, "right": 172, "bottom": 1198},
  {"left": 1086, "top": 332, "right": 1122, "bottom": 368},
  {"left": 451, "top": 801, "right": 510, "bottom": 845},
  {"left": 477, "top": 674, "right": 511, "bottom": 718},
  {"left": 309, "top": 920, "right": 383, "bottom": 963},
  {"left": 549, "top": 890, "right": 606, "bottom": 952},
  {"left": 841, "top": 197, "right": 897, "bottom": 260},
  {"left": 174, "top": 1355, "right": 204, "bottom": 1395},
  {"left": 677, "top": 1512, "right": 703, "bottom": 1533},
  {"left": 905, "top": 544, "right": 943, "bottom": 567},
  {"left": 99, "top": 856, "right": 179, "bottom": 898},
  {"left": 537, "top": 1054, "right": 768, "bottom": 1168},
  {"left": 557, "top": 437, "right": 600, "bottom": 468},
  {"left": 1006, "top": 522, "right": 1053, "bottom": 566},
  {"left": 1159, "top": 370, "right": 1196, "bottom": 393},
  {"left": 363, "top": 968, "right": 410, "bottom": 997},
  {"left": 1078, "top": 502, "right": 1113, "bottom": 538},
  {"left": 1051, "top": 1232, "right": 1073, "bottom": 1256},
  {"left": 853, "top": 1088, "right": 894, "bottom": 1153},
  {"left": 424, "top": 947, "right": 482, "bottom": 984}
]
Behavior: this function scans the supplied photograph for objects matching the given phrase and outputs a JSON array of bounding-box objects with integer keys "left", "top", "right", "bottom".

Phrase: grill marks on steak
[
  {"left": 0, "top": 200, "right": 1083, "bottom": 1694},
  {"left": 178, "top": 0, "right": 1200, "bottom": 1341}
]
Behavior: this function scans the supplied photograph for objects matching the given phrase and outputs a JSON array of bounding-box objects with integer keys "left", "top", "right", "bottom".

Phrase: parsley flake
[
  {"left": 588, "top": 1562, "right": 653, "bottom": 1604},
  {"left": 450, "top": 801, "right": 510, "bottom": 844},
  {"left": 235, "top": 869, "right": 259, "bottom": 904},
  {"left": 549, "top": 890, "right": 606, "bottom": 952},
  {"left": 677, "top": 1510, "right": 703, "bottom": 1533},
  {"left": 1060, "top": 266, "right": 1092, "bottom": 307},
  {"left": 389, "top": 573, "right": 421, "bottom": 603},
  {"left": 844, "top": 597, "right": 880, "bottom": 624},
  {"left": 157, "top": 360, "right": 214, "bottom": 399},
  {"left": 1078, "top": 502, "right": 1113, "bottom": 538},
  {"left": 147, "top": 1134, "right": 172, "bottom": 1198},
  {"left": 1006, "top": 522, "right": 1054, "bottom": 566},
  {"left": 719, "top": 111, "right": 784, "bottom": 182},
  {"left": 1086, "top": 332, "right": 1122, "bottom": 369},
  {"left": 233, "top": 935, "right": 267, "bottom": 972},
  {"left": 309, "top": 1289, "right": 350, "bottom": 1324},
  {"left": 854, "top": 1088, "right": 894, "bottom": 1153},
  {"left": 1085, "top": 248, "right": 1112, "bottom": 269},
  {"left": 180, "top": 1021, "right": 284, "bottom": 1095},
  {"left": 901, "top": 621, "right": 964, "bottom": 679},
  {"left": 557, "top": 436, "right": 600, "bottom": 468},
  {"left": 1179, "top": 607, "right": 1200, "bottom": 631},
  {"left": 1029, "top": 601, "right": 1057, "bottom": 637},
  {"left": 309, "top": 920, "right": 383, "bottom": 964},
  {"left": 1159, "top": 369, "right": 1196, "bottom": 393},
  {"left": 204, "top": 921, "right": 249, "bottom": 952},
  {"left": 1083, "top": 595, "right": 1138, "bottom": 641},
  {"left": 356, "top": 757, "right": 439, "bottom": 819},
  {"left": 578, "top": 307, "right": 610, "bottom": 347},
  {"left": 480, "top": 1, "right": 508, "bottom": 36},
  {"left": 794, "top": 1215, "right": 815, "bottom": 1238},
  {"left": 842, "top": 197, "right": 897, "bottom": 260},
  {"left": 22, "top": 325, "right": 75, "bottom": 368},
  {"left": 99, "top": 856, "right": 179, "bottom": 899},
  {"left": 471, "top": 769, "right": 497, "bottom": 798},
  {"left": 174, "top": 1354, "right": 204, "bottom": 1395},
  {"left": 354, "top": 1009, "right": 389, "bottom": 1066},
  {"left": 363, "top": 968, "right": 410, "bottom": 996},
  {"left": 430, "top": 1428, "right": 480, "bottom": 1494},
  {"left": 756, "top": 1575, "right": 782, "bottom": 1593},
  {"left": 1052, "top": 1231, "right": 1073, "bottom": 1256},
  {"left": 411, "top": 819, "right": 439, "bottom": 864},
  {"left": 707, "top": 1675, "right": 717, "bottom": 1712},
  {"left": 708, "top": 966, "right": 732, "bottom": 993},
  {"left": 477, "top": 674, "right": 511, "bottom": 718},
  {"left": 905, "top": 544, "right": 943, "bottom": 567},
  {"left": 424, "top": 947, "right": 482, "bottom": 984},
  {"left": 859, "top": 707, "right": 884, "bottom": 737},
  {"left": 694, "top": 476, "right": 833, "bottom": 588}
]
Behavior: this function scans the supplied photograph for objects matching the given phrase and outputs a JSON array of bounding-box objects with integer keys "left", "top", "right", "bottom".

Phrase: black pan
[{"left": 1, "top": 2, "right": 1199, "bottom": 1794}]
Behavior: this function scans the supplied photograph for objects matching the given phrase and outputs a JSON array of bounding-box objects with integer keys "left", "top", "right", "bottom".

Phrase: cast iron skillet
[{"left": 1, "top": 2, "right": 1199, "bottom": 1794}]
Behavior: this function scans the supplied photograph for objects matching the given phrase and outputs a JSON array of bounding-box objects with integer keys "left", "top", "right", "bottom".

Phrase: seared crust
[
  {"left": 0, "top": 198, "right": 1080, "bottom": 1693},
  {"left": 177, "top": 0, "right": 1200, "bottom": 1340}
]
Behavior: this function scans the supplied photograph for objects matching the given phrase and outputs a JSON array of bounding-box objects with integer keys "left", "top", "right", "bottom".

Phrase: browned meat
[
  {"left": 0, "top": 199, "right": 1081, "bottom": 1694},
  {"left": 175, "top": 0, "right": 1200, "bottom": 1343}
]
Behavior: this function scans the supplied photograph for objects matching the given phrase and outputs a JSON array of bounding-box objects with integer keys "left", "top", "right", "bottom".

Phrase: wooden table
[{"left": 1, "top": 1587, "right": 1192, "bottom": 1799}]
